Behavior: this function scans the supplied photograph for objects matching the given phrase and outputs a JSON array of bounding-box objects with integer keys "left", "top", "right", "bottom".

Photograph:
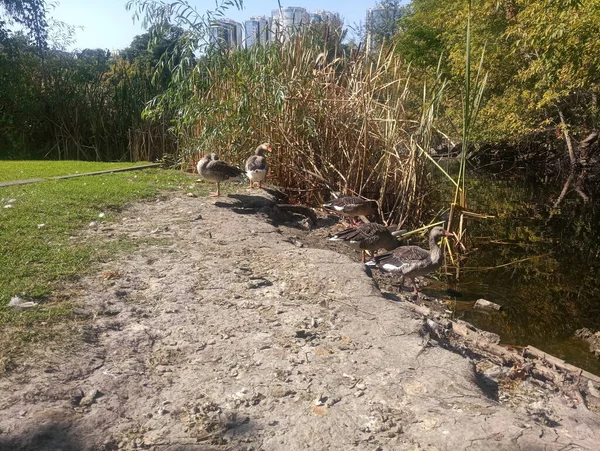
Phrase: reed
[
  {"left": 173, "top": 33, "right": 449, "bottom": 226},
  {"left": 127, "top": 0, "right": 451, "bottom": 226},
  {"left": 445, "top": 0, "right": 488, "bottom": 277}
]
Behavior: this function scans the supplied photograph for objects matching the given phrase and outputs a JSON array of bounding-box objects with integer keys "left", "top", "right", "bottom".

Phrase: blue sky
[{"left": 49, "top": 0, "right": 388, "bottom": 51}]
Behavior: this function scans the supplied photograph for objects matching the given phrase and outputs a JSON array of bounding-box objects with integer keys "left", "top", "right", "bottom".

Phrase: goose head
[
  {"left": 429, "top": 226, "right": 453, "bottom": 241},
  {"left": 255, "top": 143, "right": 273, "bottom": 156}
]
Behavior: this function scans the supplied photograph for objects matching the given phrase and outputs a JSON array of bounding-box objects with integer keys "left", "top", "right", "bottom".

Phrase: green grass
[
  {"left": 0, "top": 160, "right": 149, "bottom": 182},
  {"left": 0, "top": 163, "right": 199, "bottom": 368}
]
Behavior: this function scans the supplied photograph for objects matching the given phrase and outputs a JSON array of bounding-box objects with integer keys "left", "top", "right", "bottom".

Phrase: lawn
[
  {"left": 0, "top": 160, "right": 150, "bottom": 182},
  {"left": 0, "top": 162, "right": 200, "bottom": 369}
]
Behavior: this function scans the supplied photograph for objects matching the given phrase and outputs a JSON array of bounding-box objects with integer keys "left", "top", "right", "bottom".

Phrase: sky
[{"left": 49, "top": 0, "right": 387, "bottom": 51}]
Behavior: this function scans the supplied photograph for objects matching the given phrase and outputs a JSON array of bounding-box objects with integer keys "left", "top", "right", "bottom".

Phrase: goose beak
[
  {"left": 444, "top": 231, "right": 454, "bottom": 237},
  {"left": 267, "top": 145, "right": 273, "bottom": 152}
]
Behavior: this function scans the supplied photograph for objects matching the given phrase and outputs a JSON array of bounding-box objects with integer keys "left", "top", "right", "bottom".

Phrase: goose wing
[
  {"left": 332, "top": 223, "right": 387, "bottom": 248},
  {"left": 323, "top": 196, "right": 364, "bottom": 213},
  {"left": 246, "top": 155, "right": 267, "bottom": 172},
  {"left": 374, "top": 245, "right": 430, "bottom": 272},
  {"left": 207, "top": 159, "right": 244, "bottom": 178}
]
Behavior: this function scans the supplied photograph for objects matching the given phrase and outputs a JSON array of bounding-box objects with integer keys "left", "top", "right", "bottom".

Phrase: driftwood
[
  {"left": 398, "top": 299, "right": 600, "bottom": 388},
  {"left": 524, "top": 345, "right": 600, "bottom": 385}
]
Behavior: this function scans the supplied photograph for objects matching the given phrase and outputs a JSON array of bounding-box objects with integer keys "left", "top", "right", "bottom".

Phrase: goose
[
  {"left": 366, "top": 226, "right": 453, "bottom": 295},
  {"left": 197, "top": 153, "right": 244, "bottom": 197},
  {"left": 246, "top": 143, "right": 273, "bottom": 189},
  {"left": 322, "top": 196, "right": 378, "bottom": 225},
  {"left": 329, "top": 223, "right": 406, "bottom": 263}
]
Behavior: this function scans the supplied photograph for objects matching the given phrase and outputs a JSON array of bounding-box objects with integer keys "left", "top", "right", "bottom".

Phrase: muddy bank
[{"left": 1, "top": 189, "right": 599, "bottom": 451}]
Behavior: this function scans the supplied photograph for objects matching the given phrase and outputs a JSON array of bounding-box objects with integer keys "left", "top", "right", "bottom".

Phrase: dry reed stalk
[{"left": 175, "top": 31, "right": 450, "bottom": 226}]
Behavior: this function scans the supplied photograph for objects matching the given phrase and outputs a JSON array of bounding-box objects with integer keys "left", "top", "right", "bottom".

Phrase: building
[
  {"left": 270, "top": 6, "right": 310, "bottom": 42},
  {"left": 211, "top": 6, "right": 342, "bottom": 50},
  {"left": 244, "top": 16, "right": 271, "bottom": 48},
  {"left": 366, "top": 3, "right": 404, "bottom": 52},
  {"left": 209, "top": 19, "right": 243, "bottom": 49},
  {"left": 310, "top": 10, "right": 342, "bottom": 27}
]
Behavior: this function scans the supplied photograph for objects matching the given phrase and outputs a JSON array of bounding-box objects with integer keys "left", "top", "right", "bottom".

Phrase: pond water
[{"left": 423, "top": 164, "right": 600, "bottom": 376}]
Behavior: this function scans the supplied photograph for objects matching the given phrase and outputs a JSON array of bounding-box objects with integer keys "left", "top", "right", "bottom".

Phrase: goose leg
[
  {"left": 361, "top": 250, "right": 366, "bottom": 263},
  {"left": 209, "top": 182, "right": 220, "bottom": 197},
  {"left": 410, "top": 278, "right": 419, "bottom": 300},
  {"left": 249, "top": 179, "right": 254, "bottom": 189},
  {"left": 258, "top": 180, "right": 263, "bottom": 189}
]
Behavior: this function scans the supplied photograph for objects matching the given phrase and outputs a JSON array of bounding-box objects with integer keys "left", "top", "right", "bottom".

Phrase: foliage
[
  {"left": 0, "top": 0, "right": 48, "bottom": 47},
  {"left": 396, "top": 0, "right": 600, "bottom": 148},
  {"left": 0, "top": 24, "right": 182, "bottom": 161},
  {"left": 366, "top": 0, "right": 408, "bottom": 50}
]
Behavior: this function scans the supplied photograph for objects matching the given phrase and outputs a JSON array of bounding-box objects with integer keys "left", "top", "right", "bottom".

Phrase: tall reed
[{"left": 173, "top": 32, "right": 448, "bottom": 226}]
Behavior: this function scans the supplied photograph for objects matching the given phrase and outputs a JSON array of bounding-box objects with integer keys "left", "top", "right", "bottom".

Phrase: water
[{"left": 423, "top": 166, "right": 600, "bottom": 375}]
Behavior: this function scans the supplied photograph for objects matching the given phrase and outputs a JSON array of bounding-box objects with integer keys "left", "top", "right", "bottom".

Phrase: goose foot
[{"left": 209, "top": 192, "right": 220, "bottom": 197}]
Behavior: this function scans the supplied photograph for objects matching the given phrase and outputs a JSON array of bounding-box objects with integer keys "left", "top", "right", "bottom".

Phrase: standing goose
[
  {"left": 246, "top": 143, "right": 273, "bottom": 189},
  {"left": 329, "top": 223, "right": 406, "bottom": 263},
  {"left": 197, "top": 153, "right": 244, "bottom": 197},
  {"left": 322, "top": 196, "right": 378, "bottom": 225},
  {"left": 366, "top": 226, "right": 453, "bottom": 294}
]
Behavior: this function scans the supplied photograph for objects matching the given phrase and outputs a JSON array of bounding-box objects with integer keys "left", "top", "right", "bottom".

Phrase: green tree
[
  {"left": 0, "top": 0, "right": 48, "bottom": 47},
  {"left": 396, "top": 0, "right": 600, "bottom": 149}
]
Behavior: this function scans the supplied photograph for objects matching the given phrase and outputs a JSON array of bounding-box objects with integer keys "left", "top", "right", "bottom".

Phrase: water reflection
[{"left": 426, "top": 167, "right": 600, "bottom": 375}]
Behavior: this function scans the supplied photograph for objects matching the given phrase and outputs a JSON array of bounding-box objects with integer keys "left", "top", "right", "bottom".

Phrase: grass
[
  {"left": 0, "top": 162, "right": 199, "bottom": 369},
  {"left": 0, "top": 160, "right": 150, "bottom": 182}
]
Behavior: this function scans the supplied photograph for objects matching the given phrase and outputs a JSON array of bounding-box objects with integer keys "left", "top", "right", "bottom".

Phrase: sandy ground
[{"left": 1, "top": 188, "right": 600, "bottom": 451}]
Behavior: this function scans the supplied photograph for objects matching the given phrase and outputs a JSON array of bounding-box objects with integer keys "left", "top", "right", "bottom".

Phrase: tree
[
  {"left": 366, "top": 0, "right": 407, "bottom": 51},
  {"left": 0, "top": 0, "right": 48, "bottom": 47},
  {"left": 396, "top": 0, "right": 600, "bottom": 147}
]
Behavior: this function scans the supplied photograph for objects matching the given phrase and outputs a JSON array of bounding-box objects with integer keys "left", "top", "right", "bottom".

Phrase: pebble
[
  {"left": 8, "top": 295, "right": 38, "bottom": 309},
  {"left": 79, "top": 389, "right": 99, "bottom": 407}
]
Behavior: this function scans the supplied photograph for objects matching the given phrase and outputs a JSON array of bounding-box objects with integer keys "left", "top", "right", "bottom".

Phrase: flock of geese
[{"left": 197, "top": 143, "right": 454, "bottom": 295}]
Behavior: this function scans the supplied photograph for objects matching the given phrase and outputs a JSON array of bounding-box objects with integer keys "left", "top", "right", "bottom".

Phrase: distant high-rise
[
  {"left": 366, "top": 3, "right": 404, "bottom": 52},
  {"left": 310, "top": 10, "right": 342, "bottom": 27},
  {"left": 209, "top": 19, "right": 243, "bottom": 49},
  {"left": 271, "top": 6, "right": 310, "bottom": 41},
  {"left": 212, "top": 6, "right": 342, "bottom": 50},
  {"left": 244, "top": 16, "right": 271, "bottom": 48}
]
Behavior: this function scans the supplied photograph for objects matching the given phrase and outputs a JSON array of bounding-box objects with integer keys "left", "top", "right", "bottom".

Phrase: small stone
[
  {"left": 89, "top": 221, "right": 99, "bottom": 229},
  {"left": 314, "top": 394, "right": 327, "bottom": 406},
  {"left": 79, "top": 389, "right": 99, "bottom": 407},
  {"left": 98, "top": 212, "right": 105, "bottom": 218},
  {"left": 70, "top": 388, "right": 84, "bottom": 406},
  {"left": 473, "top": 298, "right": 502, "bottom": 311},
  {"left": 588, "top": 381, "right": 600, "bottom": 398},
  {"left": 8, "top": 296, "right": 38, "bottom": 309},
  {"left": 187, "top": 192, "right": 198, "bottom": 198}
]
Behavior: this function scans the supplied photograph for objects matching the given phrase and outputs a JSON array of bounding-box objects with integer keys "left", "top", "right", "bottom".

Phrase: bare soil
[{"left": 1, "top": 188, "right": 600, "bottom": 451}]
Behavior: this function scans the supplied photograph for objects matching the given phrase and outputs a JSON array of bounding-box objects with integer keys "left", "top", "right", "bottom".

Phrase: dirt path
[{"left": 1, "top": 190, "right": 599, "bottom": 451}]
